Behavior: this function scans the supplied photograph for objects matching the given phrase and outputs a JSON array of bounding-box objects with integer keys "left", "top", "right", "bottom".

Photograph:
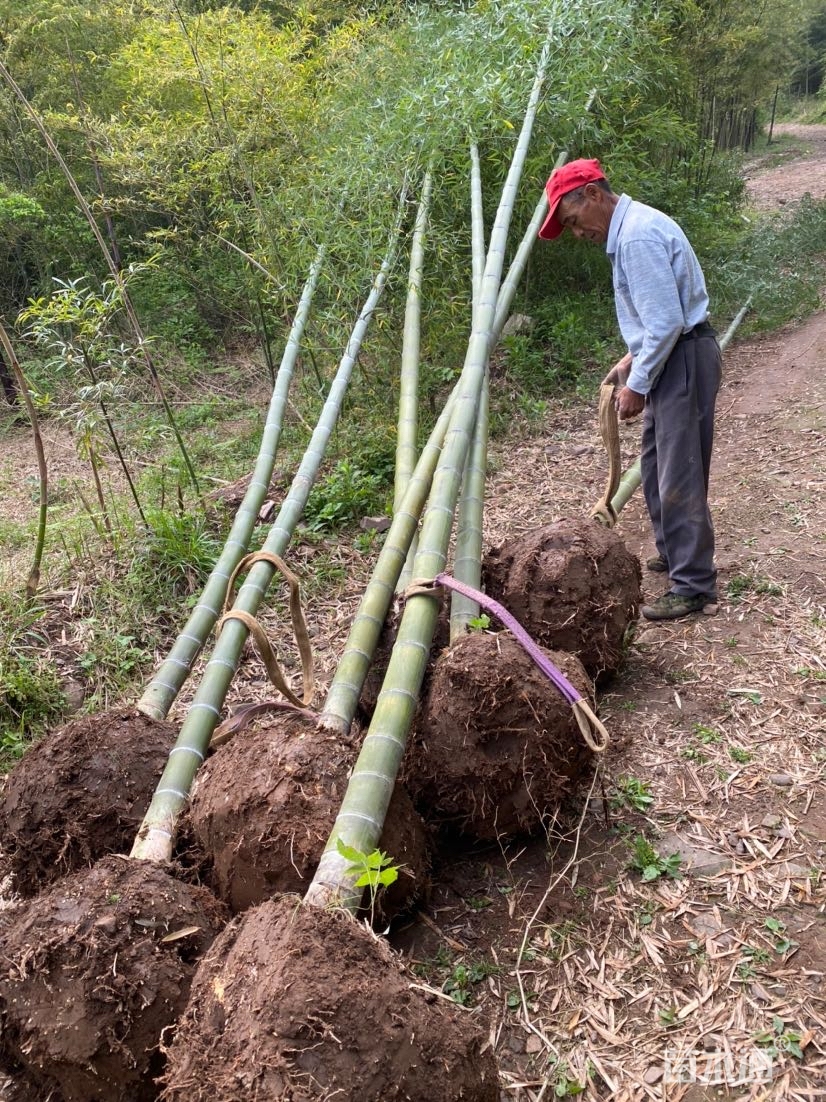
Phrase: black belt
[{"left": 676, "top": 320, "right": 717, "bottom": 343}]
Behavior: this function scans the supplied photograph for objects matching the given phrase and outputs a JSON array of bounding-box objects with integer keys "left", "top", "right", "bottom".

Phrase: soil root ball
[
  {"left": 161, "top": 896, "right": 499, "bottom": 1102},
  {"left": 483, "top": 518, "right": 641, "bottom": 677},
  {"left": 0, "top": 707, "right": 174, "bottom": 896},
  {"left": 187, "top": 714, "right": 429, "bottom": 919},
  {"left": 0, "top": 856, "right": 227, "bottom": 1102},
  {"left": 404, "top": 631, "right": 595, "bottom": 840}
]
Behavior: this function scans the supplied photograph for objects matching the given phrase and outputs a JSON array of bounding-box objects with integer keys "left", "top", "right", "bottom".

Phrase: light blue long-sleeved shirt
[{"left": 606, "top": 194, "right": 710, "bottom": 395}]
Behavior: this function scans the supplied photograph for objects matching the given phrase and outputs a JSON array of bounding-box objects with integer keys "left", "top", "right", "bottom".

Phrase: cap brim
[{"left": 538, "top": 202, "right": 563, "bottom": 240}]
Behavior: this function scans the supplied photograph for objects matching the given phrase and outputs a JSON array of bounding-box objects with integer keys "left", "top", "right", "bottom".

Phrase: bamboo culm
[
  {"left": 319, "top": 392, "right": 455, "bottom": 736},
  {"left": 137, "top": 243, "right": 326, "bottom": 720},
  {"left": 131, "top": 210, "right": 405, "bottom": 862},
  {"left": 450, "top": 144, "right": 488, "bottom": 637},
  {"left": 306, "top": 22, "right": 558, "bottom": 911}
]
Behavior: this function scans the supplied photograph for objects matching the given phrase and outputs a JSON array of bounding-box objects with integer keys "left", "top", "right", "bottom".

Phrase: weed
[
  {"left": 442, "top": 959, "right": 499, "bottom": 1007},
  {"left": 353, "top": 528, "right": 383, "bottom": 555},
  {"left": 726, "top": 573, "right": 785, "bottom": 602},
  {"left": 466, "top": 895, "right": 493, "bottom": 912},
  {"left": 0, "top": 595, "right": 67, "bottom": 763},
  {"left": 795, "top": 666, "right": 826, "bottom": 681},
  {"left": 611, "top": 775, "right": 654, "bottom": 813},
  {"left": 729, "top": 745, "right": 753, "bottom": 764},
  {"left": 638, "top": 899, "right": 658, "bottom": 928},
  {"left": 658, "top": 1006, "right": 679, "bottom": 1027},
  {"left": 628, "top": 835, "right": 683, "bottom": 882},
  {"left": 681, "top": 746, "right": 709, "bottom": 763},
  {"left": 764, "top": 917, "right": 798, "bottom": 955},
  {"left": 129, "top": 508, "right": 220, "bottom": 605},
  {"left": 753, "top": 1017, "right": 804, "bottom": 1060},
  {"left": 305, "top": 459, "right": 386, "bottom": 531},
  {"left": 467, "top": 613, "right": 491, "bottom": 632},
  {"left": 693, "top": 723, "right": 721, "bottom": 744}
]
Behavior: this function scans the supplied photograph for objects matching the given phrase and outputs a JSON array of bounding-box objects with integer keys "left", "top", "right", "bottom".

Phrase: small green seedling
[
  {"left": 335, "top": 838, "right": 399, "bottom": 901},
  {"left": 754, "top": 1016, "right": 804, "bottom": 1060},
  {"left": 729, "top": 745, "right": 752, "bottom": 763},
  {"left": 764, "top": 917, "right": 798, "bottom": 955},
  {"left": 467, "top": 613, "right": 491, "bottom": 632},
  {"left": 629, "top": 835, "right": 682, "bottom": 882},
  {"left": 442, "top": 960, "right": 499, "bottom": 1006},
  {"left": 612, "top": 775, "right": 654, "bottom": 813}
]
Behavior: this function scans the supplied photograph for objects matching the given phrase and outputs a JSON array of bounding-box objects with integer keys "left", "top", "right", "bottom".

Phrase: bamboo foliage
[
  {"left": 137, "top": 243, "right": 326, "bottom": 720},
  {"left": 131, "top": 205, "right": 406, "bottom": 862},
  {"left": 306, "top": 19, "right": 559, "bottom": 911},
  {"left": 0, "top": 59, "right": 200, "bottom": 496},
  {"left": 0, "top": 323, "right": 47, "bottom": 602}
]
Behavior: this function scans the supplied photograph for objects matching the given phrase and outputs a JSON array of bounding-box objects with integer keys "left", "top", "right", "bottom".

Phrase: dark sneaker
[
  {"left": 646, "top": 554, "right": 668, "bottom": 573},
  {"left": 641, "top": 592, "right": 709, "bottom": 621}
]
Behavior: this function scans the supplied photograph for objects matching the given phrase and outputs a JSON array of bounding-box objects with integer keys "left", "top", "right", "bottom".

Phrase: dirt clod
[
  {"left": 0, "top": 855, "right": 227, "bottom": 1102},
  {"left": 161, "top": 895, "right": 499, "bottom": 1101},
  {"left": 404, "top": 630, "right": 595, "bottom": 839},
  {"left": 187, "top": 714, "right": 429, "bottom": 918},
  {"left": 483, "top": 518, "right": 641, "bottom": 677},
  {"left": 0, "top": 708, "right": 174, "bottom": 896}
]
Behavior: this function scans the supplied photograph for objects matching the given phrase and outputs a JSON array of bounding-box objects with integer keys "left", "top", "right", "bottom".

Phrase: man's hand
[
  {"left": 615, "top": 385, "right": 645, "bottom": 421},
  {"left": 602, "top": 351, "right": 632, "bottom": 388}
]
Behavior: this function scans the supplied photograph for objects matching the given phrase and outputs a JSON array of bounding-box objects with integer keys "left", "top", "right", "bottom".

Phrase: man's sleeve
[{"left": 620, "top": 239, "right": 684, "bottom": 395}]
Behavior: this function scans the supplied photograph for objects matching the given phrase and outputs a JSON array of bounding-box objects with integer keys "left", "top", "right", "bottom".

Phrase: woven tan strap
[
  {"left": 210, "top": 699, "right": 316, "bottom": 750},
  {"left": 571, "top": 697, "right": 609, "bottom": 753},
  {"left": 590, "top": 381, "right": 621, "bottom": 527},
  {"left": 218, "top": 551, "right": 315, "bottom": 709}
]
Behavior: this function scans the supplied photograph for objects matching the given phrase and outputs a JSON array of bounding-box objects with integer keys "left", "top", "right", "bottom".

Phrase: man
[{"left": 538, "top": 158, "right": 721, "bottom": 621}]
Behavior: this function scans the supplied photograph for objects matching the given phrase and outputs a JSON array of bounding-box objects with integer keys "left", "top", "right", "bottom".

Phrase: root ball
[
  {"left": 0, "top": 708, "right": 174, "bottom": 896},
  {"left": 404, "top": 631, "right": 595, "bottom": 839},
  {"left": 0, "top": 856, "right": 227, "bottom": 1102},
  {"left": 187, "top": 714, "right": 428, "bottom": 918},
  {"left": 483, "top": 518, "right": 641, "bottom": 677},
  {"left": 162, "top": 896, "right": 499, "bottom": 1101}
]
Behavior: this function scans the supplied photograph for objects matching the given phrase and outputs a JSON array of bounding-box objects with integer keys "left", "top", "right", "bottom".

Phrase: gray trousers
[{"left": 640, "top": 333, "right": 722, "bottom": 598}]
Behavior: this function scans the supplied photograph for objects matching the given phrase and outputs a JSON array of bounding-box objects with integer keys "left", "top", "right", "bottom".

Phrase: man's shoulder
[{"left": 619, "top": 198, "right": 685, "bottom": 244}]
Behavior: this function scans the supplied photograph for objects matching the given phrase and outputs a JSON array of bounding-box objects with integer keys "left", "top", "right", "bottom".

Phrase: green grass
[{"left": 0, "top": 594, "right": 68, "bottom": 766}]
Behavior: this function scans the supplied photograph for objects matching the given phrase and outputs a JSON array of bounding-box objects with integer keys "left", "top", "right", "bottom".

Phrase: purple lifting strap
[{"left": 434, "top": 572, "right": 583, "bottom": 706}]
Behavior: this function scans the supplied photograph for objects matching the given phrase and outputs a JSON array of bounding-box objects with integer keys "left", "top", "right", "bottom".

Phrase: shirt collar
[{"left": 606, "top": 193, "right": 632, "bottom": 256}]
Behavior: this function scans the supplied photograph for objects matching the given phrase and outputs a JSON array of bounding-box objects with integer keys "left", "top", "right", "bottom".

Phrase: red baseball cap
[{"left": 538, "top": 158, "right": 606, "bottom": 240}]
